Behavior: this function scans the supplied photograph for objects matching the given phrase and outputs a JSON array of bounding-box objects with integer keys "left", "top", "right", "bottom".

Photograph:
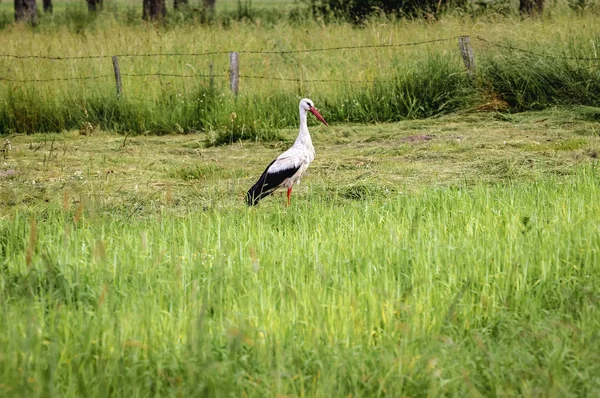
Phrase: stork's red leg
[{"left": 287, "top": 187, "right": 292, "bottom": 206}]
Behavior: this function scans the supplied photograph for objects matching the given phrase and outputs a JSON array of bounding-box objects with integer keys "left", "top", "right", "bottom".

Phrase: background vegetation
[{"left": 1, "top": 7, "right": 600, "bottom": 143}]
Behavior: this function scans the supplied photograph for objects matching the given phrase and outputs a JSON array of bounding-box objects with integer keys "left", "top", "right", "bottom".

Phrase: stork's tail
[
  {"left": 246, "top": 184, "right": 274, "bottom": 206},
  {"left": 246, "top": 187, "right": 259, "bottom": 206},
  {"left": 246, "top": 159, "right": 279, "bottom": 206}
]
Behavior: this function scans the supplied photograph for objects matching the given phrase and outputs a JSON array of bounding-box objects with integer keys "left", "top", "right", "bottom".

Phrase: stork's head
[{"left": 300, "top": 98, "right": 328, "bottom": 126}]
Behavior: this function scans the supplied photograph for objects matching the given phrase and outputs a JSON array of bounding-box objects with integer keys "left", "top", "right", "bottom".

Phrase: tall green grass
[
  {"left": 482, "top": 54, "right": 600, "bottom": 111},
  {"left": 1, "top": 165, "right": 600, "bottom": 396},
  {"left": 0, "top": 54, "right": 471, "bottom": 140}
]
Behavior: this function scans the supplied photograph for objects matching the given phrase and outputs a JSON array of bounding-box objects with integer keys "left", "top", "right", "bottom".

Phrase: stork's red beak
[{"left": 309, "top": 107, "right": 328, "bottom": 126}]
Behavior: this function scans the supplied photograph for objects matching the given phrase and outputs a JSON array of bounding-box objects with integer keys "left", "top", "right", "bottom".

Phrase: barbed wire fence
[{"left": 0, "top": 36, "right": 599, "bottom": 93}]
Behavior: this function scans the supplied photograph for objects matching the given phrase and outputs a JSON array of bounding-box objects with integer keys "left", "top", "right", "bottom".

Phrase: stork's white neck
[{"left": 295, "top": 106, "right": 313, "bottom": 149}]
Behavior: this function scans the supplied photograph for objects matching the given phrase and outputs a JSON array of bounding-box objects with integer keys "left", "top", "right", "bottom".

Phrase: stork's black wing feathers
[{"left": 246, "top": 159, "right": 300, "bottom": 206}]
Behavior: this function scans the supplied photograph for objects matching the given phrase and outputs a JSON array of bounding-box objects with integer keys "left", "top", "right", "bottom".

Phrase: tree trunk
[
  {"left": 43, "top": 0, "right": 52, "bottom": 13},
  {"left": 519, "top": 0, "right": 544, "bottom": 16},
  {"left": 174, "top": 0, "right": 188, "bottom": 10},
  {"left": 87, "top": 0, "right": 103, "bottom": 12},
  {"left": 143, "top": 0, "right": 165, "bottom": 20},
  {"left": 14, "top": 0, "right": 38, "bottom": 25}
]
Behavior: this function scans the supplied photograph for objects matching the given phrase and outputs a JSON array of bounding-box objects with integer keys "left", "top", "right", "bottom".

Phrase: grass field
[
  {"left": 2, "top": 2, "right": 600, "bottom": 395},
  {"left": 2, "top": 107, "right": 600, "bottom": 396}
]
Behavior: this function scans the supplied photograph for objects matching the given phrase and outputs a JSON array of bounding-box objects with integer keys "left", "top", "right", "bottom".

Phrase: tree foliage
[{"left": 307, "top": 0, "right": 468, "bottom": 22}]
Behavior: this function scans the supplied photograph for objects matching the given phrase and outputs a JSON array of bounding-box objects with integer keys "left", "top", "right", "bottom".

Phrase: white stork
[{"left": 246, "top": 98, "right": 328, "bottom": 206}]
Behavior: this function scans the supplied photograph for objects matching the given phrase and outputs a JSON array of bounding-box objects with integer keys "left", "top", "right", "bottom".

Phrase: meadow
[
  {"left": 2, "top": 2, "right": 600, "bottom": 396},
  {"left": 2, "top": 107, "right": 600, "bottom": 396}
]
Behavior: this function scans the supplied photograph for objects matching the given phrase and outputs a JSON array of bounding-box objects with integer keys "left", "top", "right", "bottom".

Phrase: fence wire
[
  {"left": 0, "top": 37, "right": 456, "bottom": 61},
  {"left": 1, "top": 36, "right": 598, "bottom": 85},
  {"left": 2, "top": 36, "right": 598, "bottom": 62},
  {"left": 475, "top": 36, "right": 600, "bottom": 62},
  {"left": 0, "top": 72, "right": 226, "bottom": 83},
  {"left": 122, "top": 72, "right": 215, "bottom": 78},
  {"left": 0, "top": 74, "right": 113, "bottom": 82},
  {"left": 239, "top": 75, "right": 377, "bottom": 84},
  {"left": 0, "top": 73, "right": 379, "bottom": 84}
]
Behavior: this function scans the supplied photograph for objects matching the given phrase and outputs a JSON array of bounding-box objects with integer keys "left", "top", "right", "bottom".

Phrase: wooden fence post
[
  {"left": 229, "top": 52, "right": 239, "bottom": 96},
  {"left": 457, "top": 36, "right": 476, "bottom": 76},
  {"left": 112, "top": 56, "right": 123, "bottom": 97},
  {"left": 209, "top": 62, "right": 214, "bottom": 92}
]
